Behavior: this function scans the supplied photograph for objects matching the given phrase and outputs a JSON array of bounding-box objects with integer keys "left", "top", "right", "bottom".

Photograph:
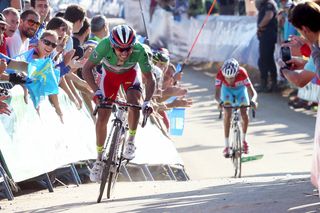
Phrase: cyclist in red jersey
[
  {"left": 83, "top": 25, "right": 155, "bottom": 182},
  {"left": 215, "top": 58, "right": 258, "bottom": 158}
]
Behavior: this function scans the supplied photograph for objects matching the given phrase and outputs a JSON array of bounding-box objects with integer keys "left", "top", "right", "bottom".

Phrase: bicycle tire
[
  {"left": 107, "top": 131, "right": 126, "bottom": 199},
  {"left": 97, "top": 164, "right": 109, "bottom": 203},
  {"left": 232, "top": 125, "right": 242, "bottom": 178},
  {"left": 97, "top": 125, "right": 121, "bottom": 202},
  {"left": 105, "top": 125, "right": 122, "bottom": 199}
]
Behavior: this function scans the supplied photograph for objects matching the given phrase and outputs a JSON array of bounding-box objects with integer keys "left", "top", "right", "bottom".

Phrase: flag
[
  {"left": 25, "top": 58, "right": 60, "bottom": 108},
  {"left": 5, "top": 49, "right": 34, "bottom": 74}
]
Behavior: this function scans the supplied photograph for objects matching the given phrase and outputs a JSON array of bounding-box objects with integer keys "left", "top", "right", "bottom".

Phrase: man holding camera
[{"left": 279, "top": 0, "right": 320, "bottom": 197}]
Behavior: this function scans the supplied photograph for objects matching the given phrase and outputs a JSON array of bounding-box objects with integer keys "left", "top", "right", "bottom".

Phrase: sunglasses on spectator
[
  {"left": 41, "top": 38, "right": 57, "bottom": 48},
  {"left": 26, "top": 19, "right": 41, "bottom": 28},
  {"left": 114, "top": 46, "right": 133, "bottom": 53}
]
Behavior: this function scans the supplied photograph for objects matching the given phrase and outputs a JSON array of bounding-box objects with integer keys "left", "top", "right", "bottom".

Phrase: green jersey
[{"left": 89, "top": 38, "right": 152, "bottom": 73}]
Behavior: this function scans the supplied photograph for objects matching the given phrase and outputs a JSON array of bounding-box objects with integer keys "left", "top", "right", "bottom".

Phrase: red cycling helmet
[{"left": 109, "top": 24, "right": 136, "bottom": 48}]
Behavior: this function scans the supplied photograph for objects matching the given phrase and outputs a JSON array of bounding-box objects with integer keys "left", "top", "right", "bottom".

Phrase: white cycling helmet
[{"left": 221, "top": 58, "right": 239, "bottom": 78}]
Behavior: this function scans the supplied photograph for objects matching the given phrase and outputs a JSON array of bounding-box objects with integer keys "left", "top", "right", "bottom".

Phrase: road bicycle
[
  {"left": 93, "top": 98, "right": 148, "bottom": 203},
  {"left": 219, "top": 104, "right": 255, "bottom": 178}
]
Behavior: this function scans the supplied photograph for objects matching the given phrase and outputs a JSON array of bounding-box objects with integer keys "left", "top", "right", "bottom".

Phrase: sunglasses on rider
[
  {"left": 114, "top": 46, "right": 133, "bottom": 53},
  {"left": 41, "top": 38, "right": 57, "bottom": 48},
  {"left": 26, "top": 19, "right": 41, "bottom": 28}
]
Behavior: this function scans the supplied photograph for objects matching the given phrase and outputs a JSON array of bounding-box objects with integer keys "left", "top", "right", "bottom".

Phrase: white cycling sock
[
  {"left": 225, "top": 138, "right": 229, "bottom": 147},
  {"left": 242, "top": 133, "right": 247, "bottom": 142}
]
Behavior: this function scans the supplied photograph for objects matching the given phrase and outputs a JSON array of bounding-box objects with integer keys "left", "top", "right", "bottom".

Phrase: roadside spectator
[
  {"left": 71, "top": 17, "right": 94, "bottom": 113},
  {"left": 88, "top": 15, "right": 109, "bottom": 44},
  {"left": 29, "top": 0, "right": 51, "bottom": 48},
  {"left": 205, "top": 0, "right": 219, "bottom": 15},
  {"left": 63, "top": 4, "right": 86, "bottom": 52},
  {"left": 0, "top": 9, "right": 18, "bottom": 90},
  {"left": 256, "top": 0, "right": 278, "bottom": 92},
  {"left": 188, "top": 0, "right": 205, "bottom": 17},
  {"left": 280, "top": 0, "right": 320, "bottom": 195},
  {"left": 32, "top": 30, "right": 64, "bottom": 121},
  {"left": 2, "top": 7, "right": 20, "bottom": 38},
  {"left": 277, "top": 0, "right": 298, "bottom": 43},
  {"left": 6, "top": 9, "right": 40, "bottom": 57},
  {"left": 220, "top": 0, "right": 236, "bottom": 15}
]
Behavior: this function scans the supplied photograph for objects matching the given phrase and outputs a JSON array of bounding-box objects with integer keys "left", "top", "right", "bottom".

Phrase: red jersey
[{"left": 215, "top": 67, "right": 252, "bottom": 88}]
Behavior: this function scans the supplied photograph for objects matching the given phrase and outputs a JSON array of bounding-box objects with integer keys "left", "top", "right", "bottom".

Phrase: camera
[{"left": 280, "top": 46, "right": 292, "bottom": 66}]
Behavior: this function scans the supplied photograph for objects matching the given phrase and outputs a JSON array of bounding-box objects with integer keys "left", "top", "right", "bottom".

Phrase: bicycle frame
[
  {"left": 94, "top": 98, "right": 147, "bottom": 202},
  {"left": 220, "top": 105, "right": 253, "bottom": 178}
]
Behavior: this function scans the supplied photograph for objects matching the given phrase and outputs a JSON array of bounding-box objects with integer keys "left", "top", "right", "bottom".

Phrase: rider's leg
[
  {"left": 123, "top": 88, "right": 142, "bottom": 159},
  {"left": 90, "top": 109, "right": 112, "bottom": 182},
  {"left": 236, "top": 86, "right": 250, "bottom": 142},
  {"left": 240, "top": 108, "right": 249, "bottom": 138},
  {"left": 127, "top": 88, "right": 142, "bottom": 138},
  {"left": 223, "top": 107, "right": 232, "bottom": 147},
  {"left": 96, "top": 108, "right": 112, "bottom": 160}
]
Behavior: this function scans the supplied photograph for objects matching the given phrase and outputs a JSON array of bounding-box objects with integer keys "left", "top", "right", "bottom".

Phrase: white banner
[
  {"left": 0, "top": 87, "right": 96, "bottom": 182},
  {"left": 124, "top": 1, "right": 259, "bottom": 68},
  {"left": 0, "top": 87, "right": 183, "bottom": 182}
]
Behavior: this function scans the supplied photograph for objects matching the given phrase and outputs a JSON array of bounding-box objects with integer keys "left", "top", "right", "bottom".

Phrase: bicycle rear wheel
[
  {"left": 97, "top": 125, "right": 121, "bottom": 203},
  {"left": 231, "top": 125, "right": 242, "bottom": 178}
]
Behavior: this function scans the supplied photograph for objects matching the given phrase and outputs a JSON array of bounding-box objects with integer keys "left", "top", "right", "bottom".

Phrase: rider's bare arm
[
  {"left": 215, "top": 86, "right": 222, "bottom": 104},
  {"left": 246, "top": 83, "right": 257, "bottom": 103},
  {"left": 142, "top": 71, "right": 156, "bottom": 101},
  {"left": 83, "top": 60, "right": 99, "bottom": 92}
]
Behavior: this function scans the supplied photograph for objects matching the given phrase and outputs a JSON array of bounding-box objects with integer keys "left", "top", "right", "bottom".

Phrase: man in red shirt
[{"left": 215, "top": 58, "right": 258, "bottom": 157}]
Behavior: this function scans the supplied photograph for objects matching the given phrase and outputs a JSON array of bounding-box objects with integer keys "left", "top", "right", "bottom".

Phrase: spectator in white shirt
[{"left": 6, "top": 9, "right": 40, "bottom": 57}]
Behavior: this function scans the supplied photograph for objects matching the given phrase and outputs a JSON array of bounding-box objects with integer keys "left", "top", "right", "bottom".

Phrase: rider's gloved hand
[
  {"left": 142, "top": 100, "right": 153, "bottom": 115},
  {"left": 9, "top": 73, "right": 28, "bottom": 85},
  {"left": 250, "top": 100, "right": 258, "bottom": 110},
  {"left": 93, "top": 89, "right": 103, "bottom": 104}
]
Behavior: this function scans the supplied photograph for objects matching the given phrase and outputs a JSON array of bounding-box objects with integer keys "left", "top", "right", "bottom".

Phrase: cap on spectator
[
  {"left": 0, "top": 13, "right": 9, "bottom": 25},
  {"left": 91, "top": 15, "right": 107, "bottom": 33}
]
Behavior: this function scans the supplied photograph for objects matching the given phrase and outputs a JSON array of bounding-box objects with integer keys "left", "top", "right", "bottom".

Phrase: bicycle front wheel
[
  {"left": 97, "top": 125, "right": 122, "bottom": 203},
  {"left": 231, "top": 125, "right": 242, "bottom": 178},
  {"left": 106, "top": 125, "right": 123, "bottom": 199}
]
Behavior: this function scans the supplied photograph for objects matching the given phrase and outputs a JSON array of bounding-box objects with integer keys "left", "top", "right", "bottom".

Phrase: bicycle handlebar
[
  {"left": 218, "top": 105, "right": 256, "bottom": 119},
  {"left": 93, "top": 98, "right": 150, "bottom": 128}
]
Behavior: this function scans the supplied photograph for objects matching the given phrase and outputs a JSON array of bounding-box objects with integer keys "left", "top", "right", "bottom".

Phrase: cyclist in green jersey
[{"left": 83, "top": 25, "right": 155, "bottom": 182}]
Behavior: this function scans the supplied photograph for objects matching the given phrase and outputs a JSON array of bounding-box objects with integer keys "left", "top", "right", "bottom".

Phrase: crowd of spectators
[{"left": 0, "top": 0, "right": 192, "bottom": 135}]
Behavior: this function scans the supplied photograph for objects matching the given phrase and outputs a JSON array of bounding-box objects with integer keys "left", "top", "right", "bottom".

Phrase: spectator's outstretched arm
[
  {"left": 0, "top": 96, "right": 11, "bottom": 115},
  {"left": 59, "top": 77, "right": 81, "bottom": 109},
  {"left": 281, "top": 68, "right": 315, "bottom": 88},
  {"left": 64, "top": 74, "right": 83, "bottom": 109},
  {"left": 278, "top": 58, "right": 316, "bottom": 87},
  {"left": 7, "top": 60, "right": 28, "bottom": 73}
]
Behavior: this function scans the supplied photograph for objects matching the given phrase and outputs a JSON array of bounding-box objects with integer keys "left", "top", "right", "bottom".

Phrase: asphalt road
[{"left": 1, "top": 66, "right": 319, "bottom": 212}]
